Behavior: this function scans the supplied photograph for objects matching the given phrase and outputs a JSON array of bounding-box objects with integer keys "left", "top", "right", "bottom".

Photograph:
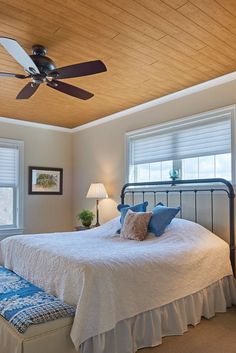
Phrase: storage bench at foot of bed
[
  {"left": 0, "top": 315, "right": 77, "bottom": 353},
  {"left": 0, "top": 266, "right": 77, "bottom": 353}
]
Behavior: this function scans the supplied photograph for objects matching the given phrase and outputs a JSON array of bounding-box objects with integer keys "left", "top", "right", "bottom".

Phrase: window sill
[{"left": 0, "top": 228, "right": 24, "bottom": 240}]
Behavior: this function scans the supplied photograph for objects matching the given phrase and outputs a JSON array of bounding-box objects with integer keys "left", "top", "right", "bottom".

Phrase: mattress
[{"left": 0, "top": 217, "right": 233, "bottom": 350}]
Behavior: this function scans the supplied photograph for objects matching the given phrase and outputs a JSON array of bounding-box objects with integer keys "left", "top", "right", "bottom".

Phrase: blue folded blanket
[{"left": 0, "top": 266, "right": 75, "bottom": 333}]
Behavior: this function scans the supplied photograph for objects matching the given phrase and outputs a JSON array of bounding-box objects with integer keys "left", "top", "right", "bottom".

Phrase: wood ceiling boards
[{"left": 0, "top": 0, "right": 236, "bottom": 128}]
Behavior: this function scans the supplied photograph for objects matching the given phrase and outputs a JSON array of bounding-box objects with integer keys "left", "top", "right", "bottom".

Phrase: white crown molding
[
  {"left": 126, "top": 104, "right": 235, "bottom": 137},
  {"left": 0, "top": 71, "right": 236, "bottom": 133},
  {"left": 0, "top": 116, "right": 72, "bottom": 133},
  {"left": 72, "top": 70, "right": 236, "bottom": 133}
]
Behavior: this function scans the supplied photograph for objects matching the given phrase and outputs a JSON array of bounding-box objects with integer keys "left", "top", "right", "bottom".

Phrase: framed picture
[{"left": 28, "top": 167, "right": 63, "bottom": 195}]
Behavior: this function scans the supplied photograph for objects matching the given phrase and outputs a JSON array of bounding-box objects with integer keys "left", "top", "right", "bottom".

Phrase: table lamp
[{"left": 86, "top": 183, "right": 108, "bottom": 226}]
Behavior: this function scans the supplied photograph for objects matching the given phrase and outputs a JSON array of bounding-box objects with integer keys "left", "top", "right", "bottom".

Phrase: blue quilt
[{"left": 0, "top": 266, "right": 75, "bottom": 333}]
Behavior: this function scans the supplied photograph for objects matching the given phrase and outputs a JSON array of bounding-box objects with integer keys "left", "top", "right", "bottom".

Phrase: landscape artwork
[{"left": 29, "top": 167, "right": 63, "bottom": 195}]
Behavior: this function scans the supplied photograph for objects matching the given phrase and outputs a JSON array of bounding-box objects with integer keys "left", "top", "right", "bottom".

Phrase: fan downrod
[{"left": 32, "top": 45, "right": 47, "bottom": 56}]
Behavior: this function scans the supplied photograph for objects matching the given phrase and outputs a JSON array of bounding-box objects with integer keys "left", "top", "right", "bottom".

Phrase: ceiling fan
[{"left": 0, "top": 37, "right": 107, "bottom": 100}]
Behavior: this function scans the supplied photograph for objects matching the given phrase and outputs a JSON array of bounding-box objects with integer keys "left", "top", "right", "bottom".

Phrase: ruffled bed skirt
[
  {"left": 0, "top": 276, "right": 235, "bottom": 353},
  {"left": 80, "top": 276, "right": 236, "bottom": 353}
]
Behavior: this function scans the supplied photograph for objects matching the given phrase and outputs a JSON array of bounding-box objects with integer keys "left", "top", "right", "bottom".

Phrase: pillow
[
  {"left": 149, "top": 203, "right": 181, "bottom": 236},
  {"left": 117, "top": 201, "right": 149, "bottom": 228},
  {"left": 117, "top": 203, "right": 130, "bottom": 212},
  {"left": 120, "top": 209, "right": 152, "bottom": 241}
]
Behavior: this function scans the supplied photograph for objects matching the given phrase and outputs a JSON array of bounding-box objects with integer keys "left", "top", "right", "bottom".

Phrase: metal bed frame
[{"left": 121, "top": 178, "right": 235, "bottom": 274}]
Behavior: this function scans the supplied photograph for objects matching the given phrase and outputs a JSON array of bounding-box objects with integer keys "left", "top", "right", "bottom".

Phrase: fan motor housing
[
  {"left": 30, "top": 55, "right": 56, "bottom": 74},
  {"left": 30, "top": 45, "right": 56, "bottom": 74}
]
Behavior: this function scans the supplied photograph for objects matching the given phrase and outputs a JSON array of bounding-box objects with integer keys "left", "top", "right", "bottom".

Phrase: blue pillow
[
  {"left": 117, "top": 204, "right": 130, "bottom": 212},
  {"left": 117, "top": 201, "right": 149, "bottom": 229},
  {"left": 149, "top": 203, "right": 180, "bottom": 236}
]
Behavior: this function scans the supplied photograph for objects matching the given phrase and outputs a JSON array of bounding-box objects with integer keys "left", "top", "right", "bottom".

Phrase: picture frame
[{"left": 28, "top": 166, "right": 63, "bottom": 195}]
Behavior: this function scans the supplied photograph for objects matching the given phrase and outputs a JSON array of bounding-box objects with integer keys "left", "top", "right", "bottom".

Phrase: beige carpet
[{"left": 139, "top": 307, "right": 236, "bottom": 353}]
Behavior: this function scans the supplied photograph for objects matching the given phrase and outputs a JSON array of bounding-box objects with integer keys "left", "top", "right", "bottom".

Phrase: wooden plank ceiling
[{"left": 0, "top": 0, "right": 236, "bottom": 128}]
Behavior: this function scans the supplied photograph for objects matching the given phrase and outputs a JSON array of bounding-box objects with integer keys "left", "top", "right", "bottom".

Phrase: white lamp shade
[{"left": 86, "top": 183, "right": 108, "bottom": 199}]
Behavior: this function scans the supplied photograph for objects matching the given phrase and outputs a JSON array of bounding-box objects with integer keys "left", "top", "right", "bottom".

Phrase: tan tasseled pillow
[{"left": 120, "top": 209, "right": 152, "bottom": 241}]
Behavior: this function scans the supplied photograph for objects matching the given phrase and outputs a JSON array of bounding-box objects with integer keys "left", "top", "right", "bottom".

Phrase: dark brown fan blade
[
  {"left": 0, "top": 72, "right": 28, "bottom": 79},
  {"left": 16, "top": 83, "right": 39, "bottom": 99},
  {"left": 47, "top": 80, "right": 94, "bottom": 100},
  {"left": 0, "top": 37, "right": 40, "bottom": 74},
  {"left": 48, "top": 60, "right": 107, "bottom": 79}
]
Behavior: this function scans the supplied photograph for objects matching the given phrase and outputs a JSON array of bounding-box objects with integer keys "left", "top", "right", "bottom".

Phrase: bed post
[
  {"left": 221, "top": 178, "right": 235, "bottom": 276},
  {"left": 229, "top": 193, "right": 235, "bottom": 276}
]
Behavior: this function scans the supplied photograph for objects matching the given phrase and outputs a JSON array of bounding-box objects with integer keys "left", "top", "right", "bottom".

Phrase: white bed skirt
[
  {"left": 0, "top": 276, "right": 235, "bottom": 353},
  {"left": 80, "top": 276, "right": 236, "bottom": 353}
]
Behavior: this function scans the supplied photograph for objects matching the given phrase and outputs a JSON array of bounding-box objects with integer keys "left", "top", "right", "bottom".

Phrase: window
[
  {"left": 0, "top": 139, "right": 24, "bottom": 235},
  {"left": 127, "top": 106, "right": 234, "bottom": 184}
]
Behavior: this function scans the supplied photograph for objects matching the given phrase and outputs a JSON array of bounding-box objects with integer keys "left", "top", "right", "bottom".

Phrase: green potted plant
[{"left": 77, "top": 209, "right": 95, "bottom": 228}]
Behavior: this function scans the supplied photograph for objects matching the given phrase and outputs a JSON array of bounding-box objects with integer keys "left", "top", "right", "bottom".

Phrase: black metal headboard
[{"left": 121, "top": 178, "right": 235, "bottom": 274}]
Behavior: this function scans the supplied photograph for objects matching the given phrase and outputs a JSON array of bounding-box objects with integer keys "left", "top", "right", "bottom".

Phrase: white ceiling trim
[
  {"left": 72, "top": 70, "right": 236, "bottom": 132},
  {"left": 0, "top": 116, "right": 71, "bottom": 132},
  {"left": 0, "top": 70, "right": 236, "bottom": 133}
]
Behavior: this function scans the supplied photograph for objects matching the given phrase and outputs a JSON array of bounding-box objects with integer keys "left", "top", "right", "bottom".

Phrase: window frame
[
  {"left": 0, "top": 138, "right": 24, "bottom": 237},
  {"left": 125, "top": 105, "right": 236, "bottom": 185}
]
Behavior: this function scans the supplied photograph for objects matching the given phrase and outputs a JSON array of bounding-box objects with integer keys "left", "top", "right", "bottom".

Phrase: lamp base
[{"left": 95, "top": 199, "right": 100, "bottom": 227}]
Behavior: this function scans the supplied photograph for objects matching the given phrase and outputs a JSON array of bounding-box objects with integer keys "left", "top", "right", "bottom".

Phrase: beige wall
[
  {"left": 73, "top": 80, "right": 236, "bottom": 225},
  {"left": 0, "top": 122, "right": 73, "bottom": 234},
  {"left": 1, "top": 79, "right": 236, "bottom": 234}
]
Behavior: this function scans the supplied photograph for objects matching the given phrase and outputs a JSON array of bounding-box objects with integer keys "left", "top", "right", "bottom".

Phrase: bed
[{"left": 0, "top": 178, "right": 235, "bottom": 353}]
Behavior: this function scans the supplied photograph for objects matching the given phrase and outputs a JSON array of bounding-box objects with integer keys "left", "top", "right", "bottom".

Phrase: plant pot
[{"left": 82, "top": 220, "right": 92, "bottom": 228}]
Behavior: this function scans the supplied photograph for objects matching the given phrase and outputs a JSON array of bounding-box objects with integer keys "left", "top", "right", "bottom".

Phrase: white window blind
[
  {"left": 0, "top": 146, "right": 18, "bottom": 186},
  {"left": 0, "top": 139, "right": 23, "bottom": 235},
  {"left": 130, "top": 117, "right": 231, "bottom": 165}
]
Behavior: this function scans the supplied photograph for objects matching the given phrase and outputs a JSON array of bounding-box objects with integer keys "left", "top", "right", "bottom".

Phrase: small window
[
  {"left": 127, "top": 107, "right": 233, "bottom": 184},
  {"left": 0, "top": 139, "right": 24, "bottom": 236}
]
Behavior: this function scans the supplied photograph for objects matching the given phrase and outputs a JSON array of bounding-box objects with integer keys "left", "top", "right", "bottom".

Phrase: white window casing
[
  {"left": 126, "top": 105, "right": 236, "bottom": 184},
  {"left": 0, "top": 138, "right": 24, "bottom": 237}
]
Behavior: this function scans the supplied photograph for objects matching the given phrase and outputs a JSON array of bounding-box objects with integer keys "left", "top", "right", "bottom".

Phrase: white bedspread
[{"left": 0, "top": 218, "right": 233, "bottom": 350}]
